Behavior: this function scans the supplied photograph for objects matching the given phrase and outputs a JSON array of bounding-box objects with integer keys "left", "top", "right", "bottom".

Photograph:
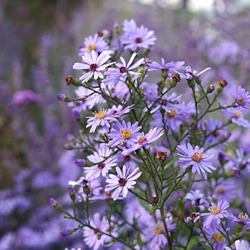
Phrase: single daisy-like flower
[
  {"left": 143, "top": 215, "right": 176, "bottom": 250},
  {"left": 225, "top": 108, "right": 250, "bottom": 128},
  {"left": 73, "top": 50, "right": 113, "bottom": 83},
  {"left": 83, "top": 213, "right": 112, "bottom": 250},
  {"left": 86, "top": 108, "right": 118, "bottom": 133},
  {"left": 201, "top": 200, "right": 230, "bottom": 228},
  {"left": 84, "top": 147, "right": 117, "bottom": 180},
  {"left": 79, "top": 33, "right": 109, "bottom": 55},
  {"left": 204, "top": 224, "right": 227, "bottom": 250},
  {"left": 122, "top": 127, "right": 164, "bottom": 155},
  {"left": 177, "top": 143, "right": 215, "bottom": 180},
  {"left": 233, "top": 85, "right": 250, "bottom": 109},
  {"left": 108, "top": 121, "right": 142, "bottom": 148},
  {"left": 121, "top": 19, "right": 156, "bottom": 51},
  {"left": 105, "top": 165, "right": 142, "bottom": 201},
  {"left": 104, "top": 53, "right": 144, "bottom": 87}
]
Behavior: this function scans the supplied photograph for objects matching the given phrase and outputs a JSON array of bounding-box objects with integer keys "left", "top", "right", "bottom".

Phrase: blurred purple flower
[
  {"left": 12, "top": 89, "right": 41, "bottom": 106},
  {"left": 233, "top": 85, "right": 250, "bottom": 109},
  {"left": 121, "top": 19, "right": 156, "bottom": 51}
]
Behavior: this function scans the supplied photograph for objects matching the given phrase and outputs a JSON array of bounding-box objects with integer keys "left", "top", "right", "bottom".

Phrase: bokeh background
[{"left": 1, "top": 0, "right": 250, "bottom": 249}]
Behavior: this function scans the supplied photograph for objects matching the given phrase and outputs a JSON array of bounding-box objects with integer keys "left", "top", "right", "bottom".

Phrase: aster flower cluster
[{"left": 53, "top": 20, "right": 250, "bottom": 249}]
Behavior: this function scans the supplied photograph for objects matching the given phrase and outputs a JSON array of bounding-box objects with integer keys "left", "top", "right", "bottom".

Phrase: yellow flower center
[
  {"left": 167, "top": 109, "right": 176, "bottom": 118},
  {"left": 154, "top": 225, "right": 164, "bottom": 235},
  {"left": 95, "top": 110, "right": 106, "bottom": 119},
  {"left": 121, "top": 129, "right": 132, "bottom": 139},
  {"left": 87, "top": 43, "right": 96, "bottom": 51},
  {"left": 233, "top": 110, "right": 240, "bottom": 119},
  {"left": 211, "top": 206, "right": 221, "bottom": 215},
  {"left": 192, "top": 152, "right": 203, "bottom": 163},
  {"left": 213, "top": 233, "right": 223, "bottom": 242}
]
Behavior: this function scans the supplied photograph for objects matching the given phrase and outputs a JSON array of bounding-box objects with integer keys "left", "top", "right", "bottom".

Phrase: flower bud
[
  {"left": 68, "top": 186, "right": 76, "bottom": 201},
  {"left": 49, "top": 198, "right": 61, "bottom": 209},
  {"left": 65, "top": 75, "right": 82, "bottom": 87},
  {"left": 218, "top": 79, "right": 228, "bottom": 88},
  {"left": 206, "top": 84, "right": 215, "bottom": 94},
  {"left": 156, "top": 151, "right": 168, "bottom": 161},
  {"left": 60, "top": 229, "right": 73, "bottom": 237},
  {"left": 75, "top": 159, "right": 86, "bottom": 168}
]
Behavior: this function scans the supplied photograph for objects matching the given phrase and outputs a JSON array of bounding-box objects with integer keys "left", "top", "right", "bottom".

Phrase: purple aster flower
[
  {"left": 104, "top": 53, "right": 144, "bottom": 87},
  {"left": 233, "top": 85, "right": 250, "bottom": 109},
  {"left": 184, "top": 66, "right": 210, "bottom": 80},
  {"left": 79, "top": 33, "right": 109, "bottom": 55},
  {"left": 84, "top": 147, "right": 117, "bottom": 180},
  {"left": 121, "top": 19, "right": 156, "bottom": 51},
  {"left": 177, "top": 143, "right": 215, "bottom": 180},
  {"left": 108, "top": 121, "right": 142, "bottom": 148},
  {"left": 105, "top": 165, "right": 142, "bottom": 200},
  {"left": 185, "top": 190, "right": 208, "bottom": 211},
  {"left": 122, "top": 127, "right": 164, "bottom": 155},
  {"left": 201, "top": 200, "right": 230, "bottom": 228},
  {"left": 73, "top": 50, "right": 113, "bottom": 83},
  {"left": 86, "top": 108, "right": 118, "bottom": 133},
  {"left": 227, "top": 212, "right": 250, "bottom": 228},
  {"left": 225, "top": 108, "right": 250, "bottom": 128},
  {"left": 143, "top": 215, "right": 176, "bottom": 250},
  {"left": 148, "top": 58, "right": 185, "bottom": 75},
  {"left": 213, "top": 180, "right": 239, "bottom": 202},
  {"left": 235, "top": 239, "right": 250, "bottom": 250},
  {"left": 12, "top": 89, "right": 41, "bottom": 106},
  {"left": 83, "top": 213, "right": 112, "bottom": 250},
  {"left": 203, "top": 224, "right": 227, "bottom": 250}
]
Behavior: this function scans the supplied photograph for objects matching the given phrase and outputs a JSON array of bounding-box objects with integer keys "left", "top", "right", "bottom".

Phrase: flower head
[
  {"left": 121, "top": 19, "right": 156, "bottom": 51},
  {"left": 108, "top": 121, "right": 142, "bottom": 148},
  {"left": 201, "top": 200, "right": 230, "bottom": 228},
  {"left": 79, "top": 33, "right": 109, "bottom": 55},
  {"left": 73, "top": 50, "right": 113, "bottom": 83},
  {"left": 83, "top": 213, "right": 111, "bottom": 250},
  {"left": 233, "top": 85, "right": 250, "bottom": 109},
  {"left": 105, "top": 165, "right": 141, "bottom": 200},
  {"left": 177, "top": 143, "right": 215, "bottom": 179}
]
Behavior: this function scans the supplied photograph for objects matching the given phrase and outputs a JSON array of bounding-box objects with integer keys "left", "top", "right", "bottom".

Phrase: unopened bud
[
  {"left": 75, "top": 159, "right": 86, "bottom": 168},
  {"left": 171, "top": 73, "right": 181, "bottom": 83},
  {"left": 65, "top": 75, "right": 82, "bottom": 87},
  {"left": 68, "top": 186, "right": 76, "bottom": 201},
  {"left": 206, "top": 84, "right": 215, "bottom": 94},
  {"left": 49, "top": 198, "right": 61, "bottom": 208},
  {"left": 60, "top": 229, "right": 73, "bottom": 237},
  {"left": 156, "top": 151, "right": 168, "bottom": 161},
  {"left": 218, "top": 79, "right": 228, "bottom": 88}
]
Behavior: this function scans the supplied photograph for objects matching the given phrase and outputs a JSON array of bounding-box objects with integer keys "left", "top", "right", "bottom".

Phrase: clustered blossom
[{"left": 53, "top": 19, "right": 250, "bottom": 250}]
